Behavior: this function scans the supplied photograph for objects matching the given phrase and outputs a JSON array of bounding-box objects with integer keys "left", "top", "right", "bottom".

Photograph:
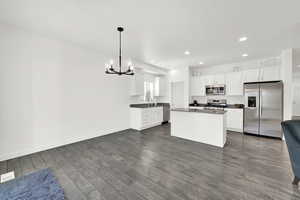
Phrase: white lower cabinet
[
  {"left": 130, "top": 107, "right": 163, "bottom": 130},
  {"left": 225, "top": 108, "right": 244, "bottom": 132}
]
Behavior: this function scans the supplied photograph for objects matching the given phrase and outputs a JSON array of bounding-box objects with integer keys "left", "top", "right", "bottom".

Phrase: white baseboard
[
  {"left": 131, "top": 122, "right": 162, "bottom": 131},
  {"left": 227, "top": 128, "right": 243, "bottom": 133},
  {"left": 0, "top": 128, "right": 129, "bottom": 162}
]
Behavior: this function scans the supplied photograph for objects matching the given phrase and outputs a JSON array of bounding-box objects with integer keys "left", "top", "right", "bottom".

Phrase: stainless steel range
[{"left": 205, "top": 99, "right": 227, "bottom": 110}]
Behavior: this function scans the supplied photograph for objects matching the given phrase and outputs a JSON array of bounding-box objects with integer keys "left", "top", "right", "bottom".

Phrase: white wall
[
  {"left": 0, "top": 24, "right": 131, "bottom": 161},
  {"left": 293, "top": 73, "right": 300, "bottom": 116},
  {"left": 292, "top": 50, "right": 300, "bottom": 117},
  {"left": 281, "top": 49, "right": 294, "bottom": 120},
  {"left": 293, "top": 83, "right": 300, "bottom": 116}
]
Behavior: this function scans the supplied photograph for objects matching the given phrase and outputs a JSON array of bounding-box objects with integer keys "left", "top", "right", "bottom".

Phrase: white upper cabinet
[
  {"left": 260, "top": 66, "right": 281, "bottom": 82},
  {"left": 213, "top": 74, "right": 225, "bottom": 85},
  {"left": 242, "top": 67, "right": 280, "bottom": 83},
  {"left": 154, "top": 76, "right": 167, "bottom": 96},
  {"left": 130, "top": 71, "right": 144, "bottom": 96},
  {"left": 243, "top": 69, "right": 260, "bottom": 83},
  {"left": 226, "top": 72, "right": 243, "bottom": 96},
  {"left": 190, "top": 76, "right": 198, "bottom": 96},
  {"left": 190, "top": 76, "right": 206, "bottom": 96},
  {"left": 198, "top": 77, "right": 206, "bottom": 96},
  {"left": 201, "top": 75, "right": 213, "bottom": 86}
]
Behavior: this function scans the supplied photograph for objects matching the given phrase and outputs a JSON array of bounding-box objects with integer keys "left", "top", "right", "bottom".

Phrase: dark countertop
[
  {"left": 226, "top": 104, "right": 244, "bottom": 109},
  {"left": 189, "top": 103, "right": 244, "bottom": 109},
  {"left": 171, "top": 108, "right": 227, "bottom": 115},
  {"left": 130, "top": 103, "right": 170, "bottom": 108},
  {"left": 189, "top": 103, "right": 207, "bottom": 107}
]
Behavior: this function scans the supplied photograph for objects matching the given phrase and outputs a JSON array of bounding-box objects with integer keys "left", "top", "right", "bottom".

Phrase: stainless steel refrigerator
[{"left": 244, "top": 81, "right": 283, "bottom": 138}]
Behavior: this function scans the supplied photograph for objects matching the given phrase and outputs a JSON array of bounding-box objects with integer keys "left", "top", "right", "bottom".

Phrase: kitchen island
[{"left": 171, "top": 108, "right": 227, "bottom": 148}]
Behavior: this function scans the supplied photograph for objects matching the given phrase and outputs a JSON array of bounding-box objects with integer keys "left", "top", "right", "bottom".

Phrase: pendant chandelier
[{"left": 105, "top": 27, "right": 134, "bottom": 75}]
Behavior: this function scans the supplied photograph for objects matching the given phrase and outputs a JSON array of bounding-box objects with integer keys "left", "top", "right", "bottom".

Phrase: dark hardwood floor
[{"left": 1, "top": 124, "right": 300, "bottom": 200}]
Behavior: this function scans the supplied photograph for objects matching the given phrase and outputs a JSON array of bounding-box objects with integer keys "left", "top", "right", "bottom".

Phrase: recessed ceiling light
[
  {"left": 239, "top": 36, "right": 248, "bottom": 42},
  {"left": 242, "top": 53, "right": 248, "bottom": 57},
  {"left": 199, "top": 62, "right": 204, "bottom": 65},
  {"left": 170, "top": 69, "right": 177, "bottom": 74},
  {"left": 184, "top": 51, "right": 190, "bottom": 55}
]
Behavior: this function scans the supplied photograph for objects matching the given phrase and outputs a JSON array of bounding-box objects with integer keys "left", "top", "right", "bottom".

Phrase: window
[{"left": 144, "top": 81, "right": 154, "bottom": 102}]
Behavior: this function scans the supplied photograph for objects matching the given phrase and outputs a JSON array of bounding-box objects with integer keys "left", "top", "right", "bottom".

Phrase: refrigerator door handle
[{"left": 260, "top": 89, "right": 263, "bottom": 116}]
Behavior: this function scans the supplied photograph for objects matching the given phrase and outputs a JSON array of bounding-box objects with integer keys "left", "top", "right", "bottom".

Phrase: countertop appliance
[
  {"left": 205, "top": 85, "right": 226, "bottom": 96},
  {"left": 244, "top": 81, "right": 283, "bottom": 138}
]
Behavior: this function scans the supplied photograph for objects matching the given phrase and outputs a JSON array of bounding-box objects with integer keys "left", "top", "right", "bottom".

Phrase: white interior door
[
  {"left": 171, "top": 81, "right": 184, "bottom": 108},
  {"left": 293, "top": 85, "right": 300, "bottom": 116}
]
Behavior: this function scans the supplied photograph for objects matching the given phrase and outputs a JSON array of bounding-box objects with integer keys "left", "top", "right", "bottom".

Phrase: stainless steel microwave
[{"left": 205, "top": 85, "right": 226, "bottom": 96}]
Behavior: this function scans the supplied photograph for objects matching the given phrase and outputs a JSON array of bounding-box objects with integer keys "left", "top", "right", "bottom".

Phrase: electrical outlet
[{"left": 0, "top": 171, "right": 15, "bottom": 183}]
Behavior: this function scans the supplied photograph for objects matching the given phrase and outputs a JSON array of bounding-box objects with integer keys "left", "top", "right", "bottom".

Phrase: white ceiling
[{"left": 0, "top": 0, "right": 300, "bottom": 69}]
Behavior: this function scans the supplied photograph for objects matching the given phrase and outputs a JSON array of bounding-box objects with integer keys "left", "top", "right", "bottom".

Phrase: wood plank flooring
[{"left": 1, "top": 124, "right": 300, "bottom": 200}]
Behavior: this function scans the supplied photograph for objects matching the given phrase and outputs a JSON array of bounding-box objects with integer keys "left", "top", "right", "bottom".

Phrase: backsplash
[
  {"left": 191, "top": 95, "right": 244, "bottom": 105},
  {"left": 130, "top": 96, "right": 169, "bottom": 104}
]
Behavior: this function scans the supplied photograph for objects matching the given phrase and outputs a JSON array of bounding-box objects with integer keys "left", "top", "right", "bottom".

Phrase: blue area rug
[{"left": 0, "top": 168, "right": 64, "bottom": 200}]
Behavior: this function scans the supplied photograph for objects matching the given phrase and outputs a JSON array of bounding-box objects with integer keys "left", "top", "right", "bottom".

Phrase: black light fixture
[{"left": 105, "top": 27, "right": 134, "bottom": 75}]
